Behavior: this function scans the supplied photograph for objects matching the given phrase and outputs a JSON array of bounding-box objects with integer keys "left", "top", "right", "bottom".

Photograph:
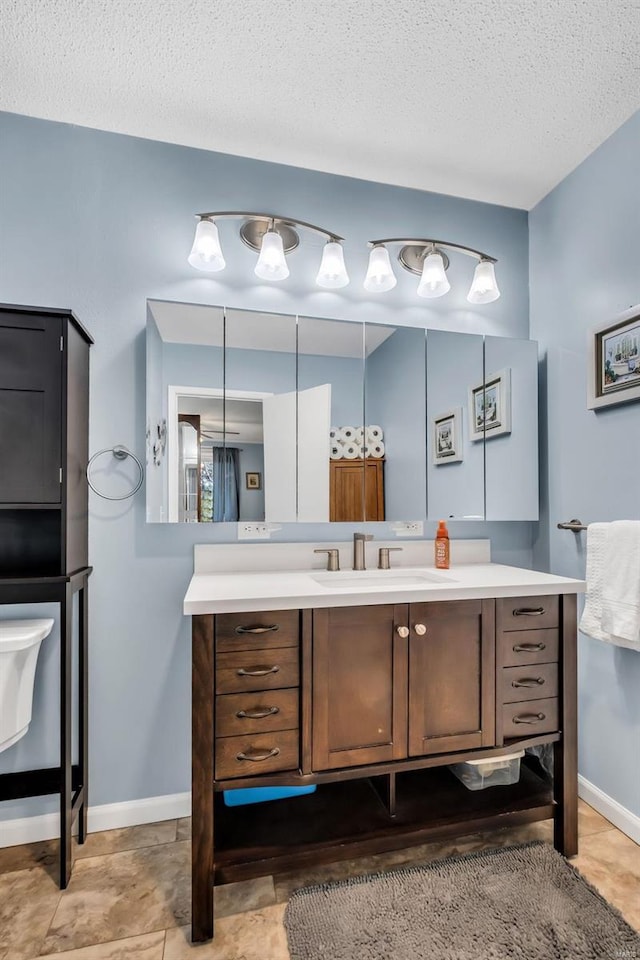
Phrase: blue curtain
[{"left": 211, "top": 447, "right": 240, "bottom": 521}]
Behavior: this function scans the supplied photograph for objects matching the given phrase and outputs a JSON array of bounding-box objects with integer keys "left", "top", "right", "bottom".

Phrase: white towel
[
  {"left": 601, "top": 521, "right": 640, "bottom": 650},
  {"left": 579, "top": 521, "right": 640, "bottom": 651}
]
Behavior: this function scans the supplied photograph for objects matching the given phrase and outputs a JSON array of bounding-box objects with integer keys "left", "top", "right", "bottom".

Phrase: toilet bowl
[{"left": 0, "top": 619, "right": 54, "bottom": 754}]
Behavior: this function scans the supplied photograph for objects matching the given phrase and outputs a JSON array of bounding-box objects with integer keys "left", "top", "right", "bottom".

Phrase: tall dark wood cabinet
[{"left": 0, "top": 303, "right": 93, "bottom": 888}]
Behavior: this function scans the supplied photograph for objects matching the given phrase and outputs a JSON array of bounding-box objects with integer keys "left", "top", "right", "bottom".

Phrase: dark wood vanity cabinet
[
  {"left": 312, "top": 600, "right": 495, "bottom": 769},
  {"left": 408, "top": 600, "right": 495, "bottom": 756},
  {"left": 191, "top": 592, "right": 577, "bottom": 942},
  {"left": 312, "top": 604, "right": 408, "bottom": 769}
]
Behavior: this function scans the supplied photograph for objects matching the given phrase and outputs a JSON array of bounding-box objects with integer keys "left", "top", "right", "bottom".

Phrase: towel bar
[{"left": 557, "top": 519, "right": 587, "bottom": 531}]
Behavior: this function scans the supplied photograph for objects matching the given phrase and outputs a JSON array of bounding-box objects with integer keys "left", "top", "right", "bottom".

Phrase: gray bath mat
[{"left": 284, "top": 841, "right": 640, "bottom": 960}]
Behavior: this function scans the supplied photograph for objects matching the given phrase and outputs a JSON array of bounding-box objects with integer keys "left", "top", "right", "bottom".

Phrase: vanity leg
[
  {"left": 192, "top": 615, "right": 215, "bottom": 942},
  {"left": 554, "top": 595, "right": 578, "bottom": 857}
]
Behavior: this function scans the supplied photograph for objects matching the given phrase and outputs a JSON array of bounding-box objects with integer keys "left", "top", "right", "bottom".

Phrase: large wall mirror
[{"left": 146, "top": 299, "right": 538, "bottom": 524}]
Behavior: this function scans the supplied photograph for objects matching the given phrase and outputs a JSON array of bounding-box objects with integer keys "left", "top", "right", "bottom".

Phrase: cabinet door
[
  {"left": 330, "top": 460, "right": 365, "bottom": 522},
  {"left": 312, "top": 605, "right": 408, "bottom": 770},
  {"left": 0, "top": 313, "right": 62, "bottom": 503},
  {"left": 408, "top": 600, "right": 495, "bottom": 755}
]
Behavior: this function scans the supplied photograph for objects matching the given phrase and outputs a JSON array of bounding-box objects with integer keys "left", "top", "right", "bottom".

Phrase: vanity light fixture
[
  {"left": 188, "top": 212, "right": 349, "bottom": 287},
  {"left": 365, "top": 238, "right": 500, "bottom": 303}
]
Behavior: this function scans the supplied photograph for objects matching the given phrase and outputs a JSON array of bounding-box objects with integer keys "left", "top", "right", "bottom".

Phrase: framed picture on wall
[
  {"left": 432, "top": 408, "right": 463, "bottom": 465},
  {"left": 468, "top": 368, "right": 511, "bottom": 441},
  {"left": 588, "top": 306, "right": 640, "bottom": 410},
  {"left": 245, "top": 472, "right": 262, "bottom": 490}
]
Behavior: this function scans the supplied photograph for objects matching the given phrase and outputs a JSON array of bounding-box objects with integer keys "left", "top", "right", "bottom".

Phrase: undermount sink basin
[{"left": 310, "top": 568, "right": 455, "bottom": 589}]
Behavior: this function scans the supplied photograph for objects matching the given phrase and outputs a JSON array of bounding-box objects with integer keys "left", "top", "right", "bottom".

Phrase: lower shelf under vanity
[{"left": 214, "top": 760, "right": 554, "bottom": 884}]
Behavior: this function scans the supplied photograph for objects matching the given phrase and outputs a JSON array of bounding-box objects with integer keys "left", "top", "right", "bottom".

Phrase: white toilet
[{"left": 0, "top": 619, "right": 54, "bottom": 754}]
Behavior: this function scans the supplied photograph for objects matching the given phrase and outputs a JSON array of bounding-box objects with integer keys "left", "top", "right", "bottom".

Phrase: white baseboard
[
  {"left": 3, "top": 778, "right": 637, "bottom": 849},
  {"left": 578, "top": 775, "right": 640, "bottom": 844},
  {"left": 0, "top": 791, "right": 191, "bottom": 848}
]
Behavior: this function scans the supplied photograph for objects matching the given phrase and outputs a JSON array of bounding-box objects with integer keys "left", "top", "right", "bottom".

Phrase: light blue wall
[
  {"left": 0, "top": 111, "right": 532, "bottom": 819},
  {"left": 366, "top": 327, "right": 427, "bottom": 519},
  {"left": 530, "top": 109, "right": 640, "bottom": 817}
]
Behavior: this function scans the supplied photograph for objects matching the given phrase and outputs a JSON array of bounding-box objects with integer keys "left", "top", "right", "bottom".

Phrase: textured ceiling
[{"left": 2, "top": 1, "right": 639, "bottom": 208}]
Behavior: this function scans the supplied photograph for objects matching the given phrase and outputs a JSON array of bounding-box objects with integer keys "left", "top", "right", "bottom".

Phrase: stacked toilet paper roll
[
  {"left": 329, "top": 426, "right": 384, "bottom": 458},
  {"left": 366, "top": 441, "right": 385, "bottom": 458},
  {"left": 342, "top": 442, "right": 360, "bottom": 459}
]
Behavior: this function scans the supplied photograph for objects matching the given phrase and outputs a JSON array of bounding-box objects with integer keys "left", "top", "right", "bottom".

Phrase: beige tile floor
[{"left": 0, "top": 800, "right": 637, "bottom": 960}]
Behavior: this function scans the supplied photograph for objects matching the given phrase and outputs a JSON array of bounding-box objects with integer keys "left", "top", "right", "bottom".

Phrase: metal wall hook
[{"left": 86, "top": 446, "right": 144, "bottom": 500}]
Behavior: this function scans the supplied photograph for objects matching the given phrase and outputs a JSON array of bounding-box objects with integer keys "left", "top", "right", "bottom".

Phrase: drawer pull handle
[
  {"left": 513, "top": 642, "right": 546, "bottom": 653},
  {"left": 512, "top": 677, "right": 545, "bottom": 688},
  {"left": 512, "top": 712, "right": 546, "bottom": 725},
  {"left": 236, "top": 747, "right": 281, "bottom": 762},
  {"left": 513, "top": 607, "right": 545, "bottom": 617},
  {"left": 236, "top": 706, "right": 280, "bottom": 720},
  {"left": 235, "top": 624, "right": 279, "bottom": 635},
  {"left": 237, "top": 665, "right": 280, "bottom": 678}
]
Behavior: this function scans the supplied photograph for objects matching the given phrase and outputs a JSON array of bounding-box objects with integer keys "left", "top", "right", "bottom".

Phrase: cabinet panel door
[
  {"left": 0, "top": 314, "right": 62, "bottom": 504},
  {"left": 408, "top": 599, "right": 495, "bottom": 755},
  {"left": 312, "top": 605, "right": 408, "bottom": 770}
]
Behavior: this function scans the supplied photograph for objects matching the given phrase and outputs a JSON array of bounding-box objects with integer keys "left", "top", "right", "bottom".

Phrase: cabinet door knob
[
  {"left": 396, "top": 626, "right": 409, "bottom": 638},
  {"left": 414, "top": 623, "right": 427, "bottom": 636}
]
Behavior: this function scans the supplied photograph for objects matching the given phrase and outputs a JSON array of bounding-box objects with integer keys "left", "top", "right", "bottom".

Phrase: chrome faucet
[{"left": 353, "top": 532, "right": 373, "bottom": 571}]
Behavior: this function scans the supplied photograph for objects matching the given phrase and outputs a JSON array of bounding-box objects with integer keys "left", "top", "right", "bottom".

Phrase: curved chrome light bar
[
  {"left": 189, "top": 211, "right": 348, "bottom": 287},
  {"left": 196, "top": 211, "right": 344, "bottom": 246},
  {"left": 365, "top": 237, "right": 500, "bottom": 302}
]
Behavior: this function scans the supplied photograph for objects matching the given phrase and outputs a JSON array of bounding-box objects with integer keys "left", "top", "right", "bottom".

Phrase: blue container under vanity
[{"left": 223, "top": 785, "right": 317, "bottom": 806}]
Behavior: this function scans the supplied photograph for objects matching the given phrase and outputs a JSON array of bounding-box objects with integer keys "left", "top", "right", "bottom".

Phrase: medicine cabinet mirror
[{"left": 146, "top": 299, "right": 538, "bottom": 524}]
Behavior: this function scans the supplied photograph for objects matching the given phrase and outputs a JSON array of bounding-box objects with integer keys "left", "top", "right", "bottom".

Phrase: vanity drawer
[
  {"left": 215, "top": 729, "right": 299, "bottom": 780},
  {"left": 499, "top": 629, "right": 559, "bottom": 667},
  {"left": 216, "top": 610, "right": 299, "bottom": 653},
  {"left": 502, "top": 698, "right": 558, "bottom": 739},
  {"left": 216, "top": 646, "right": 299, "bottom": 694},
  {"left": 501, "top": 663, "right": 558, "bottom": 703},
  {"left": 216, "top": 688, "right": 299, "bottom": 737},
  {"left": 498, "top": 596, "right": 559, "bottom": 631}
]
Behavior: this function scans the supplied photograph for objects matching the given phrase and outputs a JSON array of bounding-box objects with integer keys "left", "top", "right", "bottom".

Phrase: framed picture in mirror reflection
[
  {"left": 432, "top": 408, "right": 463, "bottom": 465},
  {"left": 246, "top": 472, "right": 262, "bottom": 490},
  {"left": 468, "top": 368, "right": 511, "bottom": 441}
]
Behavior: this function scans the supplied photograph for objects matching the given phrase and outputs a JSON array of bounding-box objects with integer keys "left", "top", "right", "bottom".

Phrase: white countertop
[{"left": 183, "top": 561, "right": 585, "bottom": 616}]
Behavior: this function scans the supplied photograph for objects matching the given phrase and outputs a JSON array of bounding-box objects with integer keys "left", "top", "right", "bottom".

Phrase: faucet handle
[
  {"left": 314, "top": 548, "right": 340, "bottom": 571},
  {"left": 378, "top": 547, "right": 403, "bottom": 570}
]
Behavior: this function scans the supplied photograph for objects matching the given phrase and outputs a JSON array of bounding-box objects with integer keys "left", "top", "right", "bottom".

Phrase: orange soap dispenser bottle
[{"left": 435, "top": 520, "right": 450, "bottom": 569}]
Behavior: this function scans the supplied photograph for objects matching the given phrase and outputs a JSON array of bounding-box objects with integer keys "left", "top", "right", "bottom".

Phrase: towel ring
[{"left": 86, "top": 445, "right": 144, "bottom": 501}]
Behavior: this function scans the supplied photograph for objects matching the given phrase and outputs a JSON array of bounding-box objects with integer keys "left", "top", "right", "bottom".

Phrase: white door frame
[{"left": 166, "top": 385, "right": 271, "bottom": 522}]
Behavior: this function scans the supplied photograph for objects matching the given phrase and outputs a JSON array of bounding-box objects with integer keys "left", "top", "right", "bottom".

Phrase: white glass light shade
[
  {"left": 363, "top": 246, "right": 397, "bottom": 293},
  {"left": 187, "top": 219, "right": 226, "bottom": 272},
  {"left": 316, "top": 241, "right": 350, "bottom": 289},
  {"left": 254, "top": 230, "right": 290, "bottom": 281},
  {"left": 416, "top": 251, "right": 450, "bottom": 298},
  {"left": 467, "top": 259, "right": 500, "bottom": 304}
]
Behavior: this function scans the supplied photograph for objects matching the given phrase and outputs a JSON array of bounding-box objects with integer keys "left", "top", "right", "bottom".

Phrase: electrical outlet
[
  {"left": 391, "top": 521, "right": 424, "bottom": 537},
  {"left": 237, "top": 522, "right": 273, "bottom": 540}
]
